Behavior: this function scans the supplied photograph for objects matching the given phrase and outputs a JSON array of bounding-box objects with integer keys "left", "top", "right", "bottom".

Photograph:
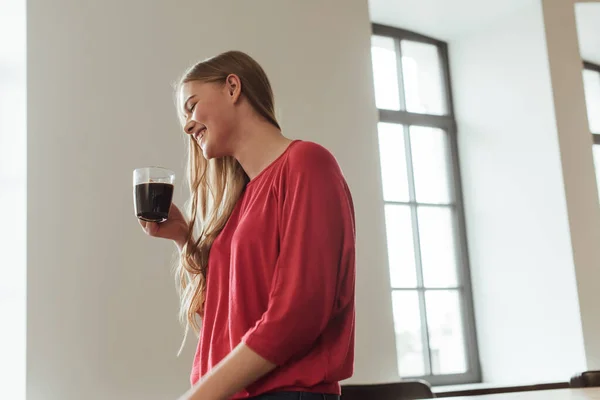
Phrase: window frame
[{"left": 372, "top": 23, "right": 481, "bottom": 385}]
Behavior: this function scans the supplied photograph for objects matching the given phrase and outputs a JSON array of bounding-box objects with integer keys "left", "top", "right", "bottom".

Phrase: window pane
[
  {"left": 593, "top": 145, "right": 600, "bottom": 202},
  {"left": 384, "top": 205, "right": 417, "bottom": 288},
  {"left": 418, "top": 207, "right": 459, "bottom": 288},
  {"left": 0, "top": 185, "right": 26, "bottom": 284},
  {"left": 410, "top": 126, "right": 452, "bottom": 204},
  {"left": 378, "top": 122, "right": 410, "bottom": 202},
  {"left": 392, "top": 291, "right": 426, "bottom": 377},
  {"left": 371, "top": 35, "right": 401, "bottom": 111},
  {"left": 401, "top": 40, "right": 446, "bottom": 115},
  {"left": 426, "top": 290, "right": 468, "bottom": 374},
  {"left": 0, "top": 85, "right": 25, "bottom": 182},
  {"left": 583, "top": 69, "right": 600, "bottom": 134}
]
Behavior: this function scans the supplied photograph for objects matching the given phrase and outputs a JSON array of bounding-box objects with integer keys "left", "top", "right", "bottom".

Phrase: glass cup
[{"left": 133, "top": 167, "right": 175, "bottom": 223}]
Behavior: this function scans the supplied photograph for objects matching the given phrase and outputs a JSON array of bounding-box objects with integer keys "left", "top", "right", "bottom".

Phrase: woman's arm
[
  {"left": 240, "top": 143, "right": 355, "bottom": 366},
  {"left": 178, "top": 343, "right": 276, "bottom": 400}
]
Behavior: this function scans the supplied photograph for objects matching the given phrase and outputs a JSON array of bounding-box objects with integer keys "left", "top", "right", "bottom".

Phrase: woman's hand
[
  {"left": 138, "top": 203, "right": 189, "bottom": 250},
  {"left": 173, "top": 343, "right": 276, "bottom": 400}
]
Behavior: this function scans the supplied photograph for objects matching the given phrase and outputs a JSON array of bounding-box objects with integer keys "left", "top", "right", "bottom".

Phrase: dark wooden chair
[
  {"left": 342, "top": 380, "right": 435, "bottom": 400},
  {"left": 570, "top": 370, "right": 600, "bottom": 388}
]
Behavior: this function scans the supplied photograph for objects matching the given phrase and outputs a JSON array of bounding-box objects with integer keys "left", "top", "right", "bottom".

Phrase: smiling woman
[
  {"left": 0, "top": 0, "right": 26, "bottom": 399},
  {"left": 138, "top": 51, "right": 356, "bottom": 400}
]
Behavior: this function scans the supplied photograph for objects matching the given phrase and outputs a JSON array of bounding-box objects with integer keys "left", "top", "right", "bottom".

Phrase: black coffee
[{"left": 134, "top": 182, "right": 174, "bottom": 222}]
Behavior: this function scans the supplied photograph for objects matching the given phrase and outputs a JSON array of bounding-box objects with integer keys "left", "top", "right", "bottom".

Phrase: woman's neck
[{"left": 232, "top": 119, "right": 293, "bottom": 180}]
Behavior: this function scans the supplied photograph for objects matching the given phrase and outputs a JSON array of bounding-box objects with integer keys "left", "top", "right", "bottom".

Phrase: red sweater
[{"left": 190, "top": 141, "right": 356, "bottom": 398}]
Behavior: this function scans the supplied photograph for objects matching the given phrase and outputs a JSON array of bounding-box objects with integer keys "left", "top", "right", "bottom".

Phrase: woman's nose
[{"left": 184, "top": 122, "right": 195, "bottom": 135}]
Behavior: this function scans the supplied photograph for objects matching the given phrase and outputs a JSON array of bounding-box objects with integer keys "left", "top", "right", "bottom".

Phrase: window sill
[{"left": 434, "top": 381, "right": 569, "bottom": 397}]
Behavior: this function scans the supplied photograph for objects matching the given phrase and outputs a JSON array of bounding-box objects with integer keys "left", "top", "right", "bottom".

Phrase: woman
[{"left": 139, "top": 50, "right": 356, "bottom": 400}]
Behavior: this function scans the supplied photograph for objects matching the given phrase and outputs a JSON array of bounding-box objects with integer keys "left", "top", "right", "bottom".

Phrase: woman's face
[{"left": 180, "top": 78, "right": 239, "bottom": 159}]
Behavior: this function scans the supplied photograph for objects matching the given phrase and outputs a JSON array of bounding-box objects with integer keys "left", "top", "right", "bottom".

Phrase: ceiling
[
  {"left": 368, "top": 0, "right": 537, "bottom": 40},
  {"left": 369, "top": 0, "right": 600, "bottom": 64}
]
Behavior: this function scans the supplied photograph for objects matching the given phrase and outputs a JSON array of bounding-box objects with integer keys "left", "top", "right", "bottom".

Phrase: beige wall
[
  {"left": 26, "top": 0, "right": 600, "bottom": 396},
  {"left": 542, "top": 0, "right": 600, "bottom": 370},
  {"left": 26, "top": 1, "right": 396, "bottom": 399}
]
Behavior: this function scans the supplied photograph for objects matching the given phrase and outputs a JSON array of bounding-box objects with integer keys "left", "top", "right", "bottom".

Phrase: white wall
[
  {"left": 26, "top": 0, "right": 396, "bottom": 399},
  {"left": 449, "top": 2, "right": 587, "bottom": 384}
]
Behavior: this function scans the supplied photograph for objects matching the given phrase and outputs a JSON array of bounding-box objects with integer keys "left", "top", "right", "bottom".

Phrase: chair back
[
  {"left": 342, "top": 380, "right": 435, "bottom": 400},
  {"left": 570, "top": 370, "right": 600, "bottom": 388}
]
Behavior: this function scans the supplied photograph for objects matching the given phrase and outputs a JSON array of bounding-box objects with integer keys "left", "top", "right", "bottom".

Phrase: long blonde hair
[{"left": 175, "top": 51, "right": 280, "bottom": 347}]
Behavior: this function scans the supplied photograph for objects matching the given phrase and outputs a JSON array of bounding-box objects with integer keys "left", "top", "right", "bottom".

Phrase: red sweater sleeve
[{"left": 242, "top": 143, "right": 355, "bottom": 366}]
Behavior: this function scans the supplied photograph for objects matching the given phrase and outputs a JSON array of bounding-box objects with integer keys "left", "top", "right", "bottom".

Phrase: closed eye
[{"left": 183, "top": 95, "right": 197, "bottom": 115}]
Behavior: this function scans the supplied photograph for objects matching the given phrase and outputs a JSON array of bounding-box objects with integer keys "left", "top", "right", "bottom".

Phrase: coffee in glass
[{"left": 133, "top": 167, "right": 175, "bottom": 222}]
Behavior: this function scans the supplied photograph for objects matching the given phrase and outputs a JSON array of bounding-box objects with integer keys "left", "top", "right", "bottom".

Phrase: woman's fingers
[
  {"left": 146, "top": 222, "right": 159, "bottom": 236},
  {"left": 138, "top": 219, "right": 159, "bottom": 236}
]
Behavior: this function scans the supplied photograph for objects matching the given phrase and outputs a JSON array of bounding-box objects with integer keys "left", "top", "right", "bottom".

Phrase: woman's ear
[{"left": 225, "top": 74, "right": 242, "bottom": 102}]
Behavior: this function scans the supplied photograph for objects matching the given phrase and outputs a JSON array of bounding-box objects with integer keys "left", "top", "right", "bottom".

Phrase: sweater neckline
[{"left": 246, "top": 140, "right": 301, "bottom": 188}]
